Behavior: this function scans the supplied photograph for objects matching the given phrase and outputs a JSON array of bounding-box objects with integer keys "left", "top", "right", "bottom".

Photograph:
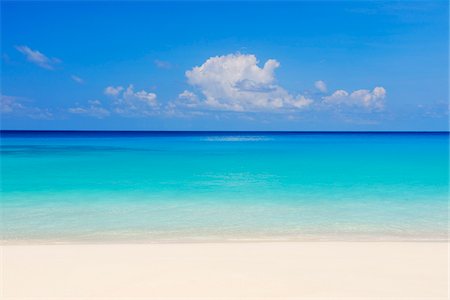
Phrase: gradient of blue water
[{"left": 1, "top": 131, "right": 448, "bottom": 243}]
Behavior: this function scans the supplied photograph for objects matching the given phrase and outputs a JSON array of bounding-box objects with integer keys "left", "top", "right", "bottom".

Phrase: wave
[{"left": 203, "top": 136, "right": 272, "bottom": 142}]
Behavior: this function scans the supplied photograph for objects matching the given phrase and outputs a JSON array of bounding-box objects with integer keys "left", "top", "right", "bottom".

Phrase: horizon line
[{"left": 1, "top": 130, "right": 449, "bottom": 133}]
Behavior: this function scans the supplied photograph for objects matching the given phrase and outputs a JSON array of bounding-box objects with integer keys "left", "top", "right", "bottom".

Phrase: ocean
[{"left": 1, "top": 131, "right": 448, "bottom": 243}]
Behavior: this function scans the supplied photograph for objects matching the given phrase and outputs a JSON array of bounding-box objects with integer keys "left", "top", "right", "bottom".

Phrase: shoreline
[
  {"left": 2, "top": 239, "right": 449, "bottom": 245},
  {"left": 0, "top": 233, "right": 450, "bottom": 246},
  {"left": 2, "top": 241, "right": 448, "bottom": 299}
]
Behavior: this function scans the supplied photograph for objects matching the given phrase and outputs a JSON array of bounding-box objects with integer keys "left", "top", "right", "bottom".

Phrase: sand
[{"left": 1, "top": 242, "right": 448, "bottom": 299}]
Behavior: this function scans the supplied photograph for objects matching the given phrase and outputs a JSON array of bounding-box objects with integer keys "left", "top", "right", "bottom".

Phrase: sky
[{"left": 1, "top": 1, "right": 448, "bottom": 131}]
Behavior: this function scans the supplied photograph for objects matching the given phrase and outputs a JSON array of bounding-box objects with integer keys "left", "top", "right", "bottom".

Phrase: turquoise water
[{"left": 1, "top": 131, "right": 448, "bottom": 243}]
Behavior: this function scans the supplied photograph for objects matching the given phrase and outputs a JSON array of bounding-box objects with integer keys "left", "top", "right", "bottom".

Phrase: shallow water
[{"left": 1, "top": 131, "right": 448, "bottom": 243}]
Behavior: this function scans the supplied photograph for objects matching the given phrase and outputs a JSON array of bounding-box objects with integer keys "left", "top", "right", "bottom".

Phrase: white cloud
[
  {"left": 104, "top": 86, "right": 124, "bottom": 96},
  {"left": 323, "top": 87, "right": 386, "bottom": 110},
  {"left": 1, "top": 95, "right": 25, "bottom": 113},
  {"left": 15, "top": 45, "right": 60, "bottom": 70},
  {"left": 71, "top": 75, "right": 84, "bottom": 84},
  {"left": 314, "top": 80, "right": 327, "bottom": 93},
  {"left": 291, "top": 95, "right": 313, "bottom": 109},
  {"left": 178, "top": 90, "right": 200, "bottom": 108},
  {"left": 68, "top": 85, "right": 159, "bottom": 119},
  {"left": 68, "top": 100, "right": 110, "bottom": 119},
  {"left": 182, "top": 53, "right": 313, "bottom": 112},
  {"left": 105, "top": 84, "right": 158, "bottom": 116},
  {"left": 123, "top": 85, "right": 157, "bottom": 106},
  {"left": 1, "top": 94, "right": 53, "bottom": 119}
]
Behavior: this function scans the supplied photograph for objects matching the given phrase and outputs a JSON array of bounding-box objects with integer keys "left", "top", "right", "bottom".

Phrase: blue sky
[{"left": 1, "top": 1, "right": 448, "bottom": 131}]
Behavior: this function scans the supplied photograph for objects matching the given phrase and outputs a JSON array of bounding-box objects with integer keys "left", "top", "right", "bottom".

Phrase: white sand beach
[{"left": 1, "top": 242, "right": 448, "bottom": 299}]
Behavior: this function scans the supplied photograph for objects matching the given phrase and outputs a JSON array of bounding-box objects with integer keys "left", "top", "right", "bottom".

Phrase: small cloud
[
  {"left": 177, "top": 90, "right": 200, "bottom": 108},
  {"left": 314, "top": 80, "right": 327, "bottom": 93},
  {"left": 104, "top": 84, "right": 158, "bottom": 117},
  {"left": 323, "top": 87, "right": 386, "bottom": 111},
  {"left": 68, "top": 100, "right": 110, "bottom": 119},
  {"left": 154, "top": 59, "right": 172, "bottom": 69},
  {"left": 1, "top": 94, "right": 53, "bottom": 119},
  {"left": 71, "top": 75, "right": 84, "bottom": 84},
  {"left": 104, "top": 86, "right": 124, "bottom": 96},
  {"left": 417, "top": 101, "right": 450, "bottom": 118},
  {"left": 1, "top": 95, "right": 24, "bottom": 114},
  {"left": 123, "top": 85, "right": 157, "bottom": 106},
  {"left": 290, "top": 95, "right": 313, "bottom": 109},
  {"left": 15, "top": 45, "right": 60, "bottom": 70}
]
